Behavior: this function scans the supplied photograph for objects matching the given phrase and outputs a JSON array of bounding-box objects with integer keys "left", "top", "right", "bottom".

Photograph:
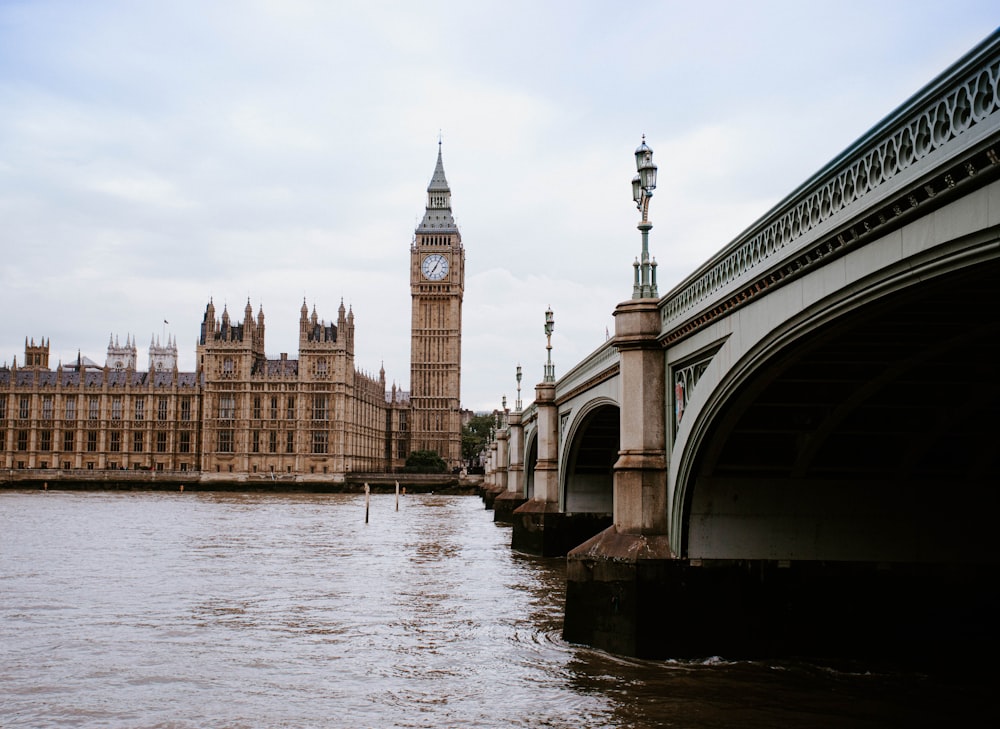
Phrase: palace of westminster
[{"left": 0, "top": 146, "right": 466, "bottom": 481}]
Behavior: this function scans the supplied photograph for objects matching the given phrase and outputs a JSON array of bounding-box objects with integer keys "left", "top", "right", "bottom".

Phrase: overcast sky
[{"left": 1, "top": 1, "right": 996, "bottom": 411}]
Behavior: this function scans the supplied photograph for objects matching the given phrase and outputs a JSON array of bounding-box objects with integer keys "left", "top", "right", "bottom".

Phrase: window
[
  {"left": 218, "top": 429, "right": 234, "bottom": 453},
  {"left": 179, "top": 432, "right": 190, "bottom": 453},
  {"left": 64, "top": 431, "right": 74, "bottom": 452},
  {"left": 111, "top": 397, "right": 122, "bottom": 421},
  {"left": 180, "top": 397, "right": 191, "bottom": 421},
  {"left": 133, "top": 431, "right": 144, "bottom": 453},
  {"left": 253, "top": 397, "right": 261, "bottom": 420},
  {"left": 157, "top": 397, "right": 168, "bottom": 421},
  {"left": 110, "top": 431, "right": 121, "bottom": 452},
  {"left": 312, "top": 431, "right": 328, "bottom": 454},
  {"left": 42, "top": 396, "right": 53, "bottom": 420},
  {"left": 286, "top": 396, "right": 295, "bottom": 420},
  {"left": 157, "top": 432, "right": 167, "bottom": 453},
  {"left": 134, "top": 398, "right": 145, "bottom": 421},
  {"left": 219, "top": 396, "right": 235, "bottom": 420},
  {"left": 40, "top": 430, "right": 51, "bottom": 452},
  {"left": 316, "top": 358, "right": 327, "bottom": 376},
  {"left": 17, "top": 430, "right": 28, "bottom": 451},
  {"left": 87, "top": 431, "right": 98, "bottom": 452},
  {"left": 286, "top": 431, "right": 294, "bottom": 453},
  {"left": 270, "top": 397, "right": 278, "bottom": 420},
  {"left": 88, "top": 397, "right": 99, "bottom": 421},
  {"left": 312, "top": 395, "right": 328, "bottom": 421},
  {"left": 0, "top": 395, "right": 6, "bottom": 419},
  {"left": 65, "top": 397, "right": 76, "bottom": 421},
  {"left": 268, "top": 431, "right": 277, "bottom": 453},
  {"left": 19, "top": 396, "right": 30, "bottom": 419},
  {"left": 252, "top": 431, "right": 260, "bottom": 453},
  {"left": 223, "top": 357, "right": 234, "bottom": 375}
]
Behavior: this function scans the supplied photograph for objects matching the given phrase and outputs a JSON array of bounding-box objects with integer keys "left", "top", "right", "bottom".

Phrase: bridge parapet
[
  {"left": 553, "top": 339, "right": 619, "bottom": 403},
  {"left": 659, "top": 31, "right": 1000, "bottom": 345}
]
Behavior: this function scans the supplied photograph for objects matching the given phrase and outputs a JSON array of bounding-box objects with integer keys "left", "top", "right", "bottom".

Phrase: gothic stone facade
[
  {"left": 0, "top": 148, "right": 467, "bottom": 482},
  {"left": 0, "top": 300, "right": 409, "bottom": 481}
]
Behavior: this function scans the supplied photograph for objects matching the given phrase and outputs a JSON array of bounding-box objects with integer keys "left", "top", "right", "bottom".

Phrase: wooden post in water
[
  {"left": 395, "top": 481, "right": 400, "bottom": 512},
  {"left": 364, "top": 483, "right": 370, "bottom": 524}
]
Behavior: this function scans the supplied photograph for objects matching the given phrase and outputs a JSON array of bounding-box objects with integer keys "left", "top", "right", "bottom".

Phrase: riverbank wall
[{"left": 0, "top": 470, "right": 482, "bottom": 494}]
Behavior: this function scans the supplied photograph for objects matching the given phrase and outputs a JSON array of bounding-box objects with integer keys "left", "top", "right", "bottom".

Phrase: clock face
[{"left": 421, "top": 253, "right": 449, "bottom": 281}]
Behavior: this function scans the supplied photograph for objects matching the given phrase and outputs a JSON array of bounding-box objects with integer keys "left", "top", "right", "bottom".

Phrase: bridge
[{"left": 483, "top": 31, "right": 1000, "bottom": 661}]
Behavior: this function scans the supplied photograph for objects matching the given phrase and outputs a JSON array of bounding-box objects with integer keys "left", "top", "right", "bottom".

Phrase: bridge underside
[
  {"left": 564, "top": 404, "right": 618, "bottom": 514},
  {"left": 567, "top": 258, "right": 1000, "bottom": 662},
  {"left": 685, "top": 257, "right": 1000, "bottom": 564},
  {"left": 628, "top": 257, "right": 1000, "bottom": 663}
]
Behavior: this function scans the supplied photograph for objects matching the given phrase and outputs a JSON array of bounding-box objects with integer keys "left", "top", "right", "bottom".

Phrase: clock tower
[{"left": 409, "top": 142, "right": 465, "bottom": 466}]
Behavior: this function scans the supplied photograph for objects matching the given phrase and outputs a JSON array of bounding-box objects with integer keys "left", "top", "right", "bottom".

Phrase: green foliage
[
  {"left": 403, "top": 449, "right": 448, "bottom": 474},
  {"left": 461, "top": 413, "right": 497, "bottom": 466}
]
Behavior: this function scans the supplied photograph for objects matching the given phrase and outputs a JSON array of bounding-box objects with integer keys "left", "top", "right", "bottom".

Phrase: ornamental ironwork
[{"left": 660, "top": 40, "right": 1000, "bottom": 340}]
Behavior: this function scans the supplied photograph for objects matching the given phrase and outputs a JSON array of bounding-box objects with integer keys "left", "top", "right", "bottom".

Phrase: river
[{"left": 0, "top": 490, "right": 991, "bottom": 727}]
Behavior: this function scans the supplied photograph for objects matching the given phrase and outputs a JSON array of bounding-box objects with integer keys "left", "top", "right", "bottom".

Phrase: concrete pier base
[
  {"left": 480, "top": 484, "right": 504, "bottom": 510},
  {"left": 511, "top": 500, "right": 611, "bottom": 557},
  {"left": 565, "top": 526, "right": 1000, "bottom": 664},
  {"left": 492, "top": 491, "right": 528, "bottom": 524}
]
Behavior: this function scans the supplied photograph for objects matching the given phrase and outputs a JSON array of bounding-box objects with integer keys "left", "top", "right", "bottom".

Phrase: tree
[
  {"left": 461, "top": 413, "right": 497, "bottom": 468},
  {"left": 403, "top": 449, "right": 447, "bottom": 474}
]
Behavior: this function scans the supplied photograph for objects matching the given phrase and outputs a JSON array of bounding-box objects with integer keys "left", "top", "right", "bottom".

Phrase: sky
[{"left": 1, "top": 1, "right": 996, "bottom": 412}]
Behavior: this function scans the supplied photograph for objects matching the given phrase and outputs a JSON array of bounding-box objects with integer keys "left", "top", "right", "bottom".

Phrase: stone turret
[
  {"left": 149, "top": 334, "right": 178, "bottom": 372},
  {"left": 107, "top": 334, "right": 137, "bottom": 371},
  {"left": 24, "top": 337, "right": 50, "bottom": 369},
  {"left": 346, "top": 305, "right": 355, "bottom": 351}
]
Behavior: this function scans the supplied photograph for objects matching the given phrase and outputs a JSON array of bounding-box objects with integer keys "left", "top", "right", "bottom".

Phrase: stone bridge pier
[
  {"left": 510, "top": 382, "right": 568, "bottom": 554},
  {"left": 493, "top": 409, "right": 526, "bottom": 522},
  {"left": 563, "top": 297, "right": 679, "bottom": 657}
]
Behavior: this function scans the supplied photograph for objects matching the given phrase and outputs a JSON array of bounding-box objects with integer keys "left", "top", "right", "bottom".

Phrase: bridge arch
[
  {"left": 672, "top": 243, "right": 1000, "bottom": 563},
  {"left": 559, "top": 398, "right": 619, "bottom": 513}
]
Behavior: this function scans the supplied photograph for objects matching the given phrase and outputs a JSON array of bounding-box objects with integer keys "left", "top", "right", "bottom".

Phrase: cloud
[{"left": 1, "top": 0, "right": 997, "bottom": 412}]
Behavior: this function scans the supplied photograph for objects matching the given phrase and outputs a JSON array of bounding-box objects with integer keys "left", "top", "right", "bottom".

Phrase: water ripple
[{"left": 1, "top": 490, "right": 991, "bottom": 728}]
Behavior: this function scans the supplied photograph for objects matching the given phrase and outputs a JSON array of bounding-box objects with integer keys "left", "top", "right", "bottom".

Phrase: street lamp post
[
  {"left": 632, "top": 135, "right": 658, "bottom": 299},
  {"left": 515, "top": 364, "right": 522, "bottom": 411},
  {"left": 543, "top": 308, "right": 555, "bottom": 382}
]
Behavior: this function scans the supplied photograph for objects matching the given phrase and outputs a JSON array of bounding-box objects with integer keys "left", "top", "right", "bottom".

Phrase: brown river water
[{"left": 0, "top": 490, "right": 992, "bottom": 727}]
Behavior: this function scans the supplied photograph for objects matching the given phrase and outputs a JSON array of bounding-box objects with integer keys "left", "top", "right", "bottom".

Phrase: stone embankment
[{"left": 1, "top": 469, "right": 483, "bottom": 494}]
